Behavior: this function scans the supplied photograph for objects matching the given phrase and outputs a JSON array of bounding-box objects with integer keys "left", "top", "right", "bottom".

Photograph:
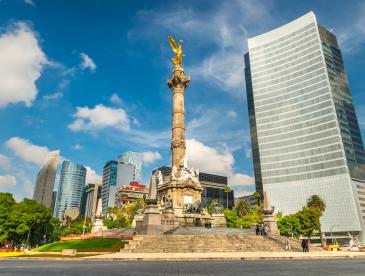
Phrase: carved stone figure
[
  {"left": 183, "top": 200, "right": 203, "bottom": 214},
  {"left": 162, "top": 194, "right": 173, "bottom": 210},
  {"left": 171, "top": 165, "right": 178, "bottom": 180},
  {"left": 214, "top": 203, "right": 223, "bottom": 214}
]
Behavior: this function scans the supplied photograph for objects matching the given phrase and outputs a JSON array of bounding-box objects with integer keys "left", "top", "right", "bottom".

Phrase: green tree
[
  {"left": 59, "top": 216, "right": 92, "bottom": 237},
  {"left": 0, "top": 192, "right": 16, "bottom": 242},
  {"left": 277, "top": 214, "right": 302, "bottom": 238},
  {"left": 235, "top": 199, "right": 251, "bottom": 218},
  {"left": 223, "top": 186, "right": 232, "bottom": 209},
  {"left": 207, "top": 200, "right": 218, "bottom": 215},
  {"left": 306, "top": 194, "right": 326, "bottom": 245},
  {"left": 253, "top": 192, "right": 261, "bottom": 206},
  {"left": 296, "top": 207, "right": 321, "bottom": 239},
  {"left": 6, "top": 198, "right": 53, "bottom": 247}
]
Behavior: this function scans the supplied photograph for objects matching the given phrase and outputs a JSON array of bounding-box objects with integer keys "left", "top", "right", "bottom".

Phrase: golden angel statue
[{"left": 168, "top": 35, "right": 183, "bottom": 68}]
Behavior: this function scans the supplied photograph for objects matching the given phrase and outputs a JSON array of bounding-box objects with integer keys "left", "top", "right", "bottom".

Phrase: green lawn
[{"left": 32, "top": 238, "right": 126, "bottom": 252}]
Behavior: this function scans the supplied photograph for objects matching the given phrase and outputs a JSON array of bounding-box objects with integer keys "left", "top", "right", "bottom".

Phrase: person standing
[
  {"left": 301, "top": 239, "right": 306, "bottom": 252},
  {"left": 255, "top": 224, "right": 260, "bottom": 235}
]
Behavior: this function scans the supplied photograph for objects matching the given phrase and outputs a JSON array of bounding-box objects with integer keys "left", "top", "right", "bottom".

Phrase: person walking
[
  {"left": 285, "top": 236, "right": 291, "bottom": 251},
  {"left": 301, "top": 239, "right": 306, "bottom": 252},
  {"left": 305, "top": 238, "right": 310, "bottom": 252},
  {"left": 255, "top": 224, "right": 260, "bottom": 235}
]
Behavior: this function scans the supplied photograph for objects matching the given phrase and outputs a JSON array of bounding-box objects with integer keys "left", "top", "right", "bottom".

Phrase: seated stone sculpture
[{"left": 183, "top": 200, "right": 203, "bottom": 214}]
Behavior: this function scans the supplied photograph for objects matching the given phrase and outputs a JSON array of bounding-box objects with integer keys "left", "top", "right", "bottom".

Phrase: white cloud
[
  {"left": 43, "top": 92, "right": 63, "bottom": 101},
  {"left": 72, "top": 144, "right": 83, "bottom": 150},
  {"left": 85, "top": 166, "right": 102, "bottom": 185},
  {"left": 186, "top": 139, "right": 254, "bottom": 192},
  {"left": 80, "top": 52, "right": 96, "bottom": 71},
  {"left": 226, "top": 111, "right": 237, "bottom": 118},
  {"left": 5, "top": 137, "right": 50, "bottom": 166},
  {"left": 337, "top": 3, "right": 365, "bottom": 54},
  {"left": 68, "top": 104, "right": 130, "bottom": 132},
  {"left": 110, "top": 93, "right": 123, "bottom": 105},
  {"left": 0, "top": 175, "right": 17, "bottom": 188},
  {"left": 0, "top": 22, "right": 48, "bottom": 108},
  {"left": 24, "top": 0, "right": 35, "bottom": 7},
  {"left": 143, "top": 151, "right": 162, "bottom": 165},
  {"left": 0, "top": 154, "right": 11, "bottom": 170},
  {"left": 357, "top": 105, "right": 365, "bottom": 129}
]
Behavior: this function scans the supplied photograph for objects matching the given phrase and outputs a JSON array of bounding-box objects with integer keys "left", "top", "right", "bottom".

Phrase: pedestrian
[
  {"left": 305, "top": 239, "right": 310, "bottom": 252},
  {"left": 301, "top": 239, "right": 306, "bottom": 252},
  {"left": 285, "top": 236, "right": 291, "bottom": 251},
  {"left": 255, "top": 224, "right": 260, "bottom": 235}
]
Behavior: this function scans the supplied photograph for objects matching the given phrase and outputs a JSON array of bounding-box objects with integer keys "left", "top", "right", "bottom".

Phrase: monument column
[{"left": 168, "top": 67, "right": 190, "bottom": 171}]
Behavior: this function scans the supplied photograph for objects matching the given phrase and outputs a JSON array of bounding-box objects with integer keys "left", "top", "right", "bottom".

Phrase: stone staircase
[{"left": 122, "top": 234, "right": 305, "bottom": 253}]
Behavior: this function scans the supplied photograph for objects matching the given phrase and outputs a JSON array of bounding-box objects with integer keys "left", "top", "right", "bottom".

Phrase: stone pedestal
[
  {"left": 138, "top": 205, "right": 163, "bottom": 235},
  {"left": 211, "top": 214, "right": 227, "bottom": 228},
  {"left": 132, "top": 214, "right": 144, "bottom": 228},
  {"left": 91, "top": 218, "right": 107, "bottom": 234},
  {"left": 263, "top": 213, "right": 279, "bottom": 235}
]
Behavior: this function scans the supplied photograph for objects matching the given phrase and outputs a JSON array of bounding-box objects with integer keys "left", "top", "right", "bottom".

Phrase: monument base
[
  {"left": 211, "top": 214, "right": 227, "bottom": 228},
  {"left": 91, "top": 218, "right": 108, "bottom": 234},
  {"left": 137, "top": 205, "right": 163, "bottom": 235},
  {"left": 263, "top": 213, "right": 279, "bottom": 235}
]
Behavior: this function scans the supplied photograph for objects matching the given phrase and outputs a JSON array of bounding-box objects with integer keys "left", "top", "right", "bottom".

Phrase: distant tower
[
  {"left": 54, "top": 161, "right": 86, "bottom": 219},
  {"left": 118, "top": 151, "right": 143, "bottom": 182},
  {"left": 33, "top": 150, "right": 60, "bottom": 208}
]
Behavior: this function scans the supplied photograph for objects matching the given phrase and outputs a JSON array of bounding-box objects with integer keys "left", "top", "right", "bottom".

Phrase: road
[{"left": 0, "top": 259, "right": 364, "bottom": 275}]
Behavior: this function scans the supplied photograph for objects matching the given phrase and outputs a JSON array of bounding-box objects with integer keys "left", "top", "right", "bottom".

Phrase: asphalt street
[{"left": 0, "top": 259, "right": 364, "bottom": 275}]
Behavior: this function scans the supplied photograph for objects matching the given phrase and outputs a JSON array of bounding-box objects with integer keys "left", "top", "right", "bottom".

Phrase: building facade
[
  {"left": 115, "top": 181, "right": 147, "bottom": 206},
  {"left": 33, "top": 150, "right": 60, "bottom": 208},
  {"left": 234, "top": 194, "right": 257, "bottom": 208},
  {"left": 118, "top": 151, "right": 143, "bottom": 182},
  {"left": 245, "top": 12, "right": 365, "bottom": 242},
  {"left": 100, "top": 160, "right": 135, "bottom": 216},
  {"left": 154, "top": 166, "right": 234, "bottom": 209},
  {"left": 54, "top": 161, "right": 87, "bottom": 219},
  {"left": 85, "top": 182, "right": 101, "bottom": 218}
]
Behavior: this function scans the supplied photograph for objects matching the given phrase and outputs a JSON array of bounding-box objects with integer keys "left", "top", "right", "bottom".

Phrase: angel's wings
[{"left": 168, "top": 35, "right": 178, "bottom": 53}]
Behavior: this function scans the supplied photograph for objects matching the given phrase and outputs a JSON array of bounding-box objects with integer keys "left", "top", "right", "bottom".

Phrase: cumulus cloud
[
  {"left": 68, "top": 104, "right": 130, "bottom": 132},
  {"left": 0, "top": 22, "right": 48, "bottom": 108},
  {"left": 0, "top": 154, "right": 11, "bottom": 171},
  {"left": 143, "top": 151, "right": 162, "bottom": 165},
  {"left": 24, "top": 0, "right": 35, "bottom": 6},
  {"left": 42, "top": 92, "right": 63, "bottom": 101},
  {"left": 80, "top": 52, "right": 96, "bottom": 71},
  {"left": 85, "top": 166, "right": 102, "bottom": 185},
  {"left": 5, "top": 137, "right": 50, "bottom": 166},
  {"left": 0, "top": 175, "right": 17, "bottom": 188},
  {"left": 186, "top": 139, "right": 254, "bottom": 189},
  {"left": 110, "top": 93, "right": 123, "bottom": 105}
]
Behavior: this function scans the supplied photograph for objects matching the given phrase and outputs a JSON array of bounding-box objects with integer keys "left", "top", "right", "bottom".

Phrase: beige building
[{"left": 33, "top": 150, "right": 60, "bottom": 209}]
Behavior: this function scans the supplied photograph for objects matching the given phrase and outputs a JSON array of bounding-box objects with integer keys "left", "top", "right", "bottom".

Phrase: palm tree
[
  {"left": 253, "top": 192, "right": 261, "bottom": 206},
  {"left": 235, "top": 199, "right": 251, "bottom": 218},
  {"left": 306, "top": 195, "right": 326, "bottom": 246},
  {"left": 224, "top": 186, "right": 232, "bottom": 209}
]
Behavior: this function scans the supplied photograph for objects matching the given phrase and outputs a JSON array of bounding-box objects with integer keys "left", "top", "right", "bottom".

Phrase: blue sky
[{"left": 0, "top": 0, "right": 364, "bottom": 201}]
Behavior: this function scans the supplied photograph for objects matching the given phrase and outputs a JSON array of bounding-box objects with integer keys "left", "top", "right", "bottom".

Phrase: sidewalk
[{"left": 84, "top": 251, "right": 365, "bottom": 261}]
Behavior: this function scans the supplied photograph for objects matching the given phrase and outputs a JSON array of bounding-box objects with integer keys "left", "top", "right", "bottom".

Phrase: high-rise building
[
  {"left": 118, "top": 151, "right": 143, "bottom": 182},
  {"left": 54, "top": 161, "right": 87, "bottom": 219},
  {"left": 33, "top": 150, "right": 60, "bottom": 208},
  {"left": 153, "top": 166, "right": 234, "bottom": 209},
  {"left": 100, "top": 160, "right": 135, "bottom": 216},
  {"left": 51, "top": 191, "right": 57, "bottom": 214},
  {"left": 115, "top": 181, "right": 148, "bottom": 206},
  {"left": 245, "top": 12, "right": 365, "bottom": 242},
  {"left": 84, "top": 173, "right": 102, "bottom": 218}
]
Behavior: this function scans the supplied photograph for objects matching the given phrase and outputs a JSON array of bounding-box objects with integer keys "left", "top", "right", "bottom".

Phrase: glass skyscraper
[
  {"left": 100, "top": 160, "right": 135, "bottom": 216},
  {"left": 33, "top": 150, "right": 60, "bottom": 209},
  {"left": 54, "top": 161, "right": 87, "bottom": 219},
  {"left": 245, "top": 12, "right": 365, "bottom": 242},
  {"left": 118, "top": 151, "right": 143, "bottom": 182}
]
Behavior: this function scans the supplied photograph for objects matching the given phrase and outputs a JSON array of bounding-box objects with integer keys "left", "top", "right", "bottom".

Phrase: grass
[{"left": 32, "top": 238, "right": 126, "bottom": 252}]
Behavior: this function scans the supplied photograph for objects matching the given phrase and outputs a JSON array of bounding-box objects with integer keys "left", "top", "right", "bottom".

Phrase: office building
[
  {"left": 115, "top": 181, "right": 148, "bottom": 206},
  {"left": 32, "top": 150, "right": 60, "bottom": 208},
  {"left": 51, "top": 191, "right": 57, "bottom": 213},
  {"left": 84, "top": 172, "right": 102, "bottom": 218},
  {"left": 118, "top": 151, "right": 143, "bottom": 182},
  {"left": 234, "top": 193, "right": 257, "bottom": 207},
  {"left": 54, "top": 161, "right": 87, "bottom": 219},
  {"left": 101, "top": 160, "right": 135, "bottom": 216},
  {"left": 245, "top": 12, "right": 365, "bottom": 242},
  {"left": 154, "top": 166, "right": 234, "bottom": 209}
]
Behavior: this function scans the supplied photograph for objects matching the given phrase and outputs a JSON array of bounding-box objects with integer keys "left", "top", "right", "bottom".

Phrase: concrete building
[
  {"left": 54, "top": 161, "right": 87, "bottom": 219},
  {"left": 100, "top": 160, "right": 135, "bottom": 216},
  {"left": 154, "top": 166, "right": 234, "bottom": 209},
  {"left": 115, "top": 181, "right": 148, "bottom": 206},
  {"left": 118, "top": 151, "right": 143, "bottom": 182},
  {"left": 85, "top": 183, "right": 101, "bottom": 218},
  {"left": 245, "top": 12, "right": 365, "bottom": 242},
  {"left": 32, "top": 150, "right": 60, "bottom": 208},
  {"left": 234, "top": 194, "right": 257, "bottom": 208}
]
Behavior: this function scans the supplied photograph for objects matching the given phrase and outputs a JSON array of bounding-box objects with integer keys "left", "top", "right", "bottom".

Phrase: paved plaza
[{"left": 1, "top": 259, "right": 365, "bottom": 275}]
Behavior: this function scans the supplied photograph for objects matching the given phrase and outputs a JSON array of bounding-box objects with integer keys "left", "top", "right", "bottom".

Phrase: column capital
[{"left": 167, "top": 67, "right": 190, "bottom": 90}]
